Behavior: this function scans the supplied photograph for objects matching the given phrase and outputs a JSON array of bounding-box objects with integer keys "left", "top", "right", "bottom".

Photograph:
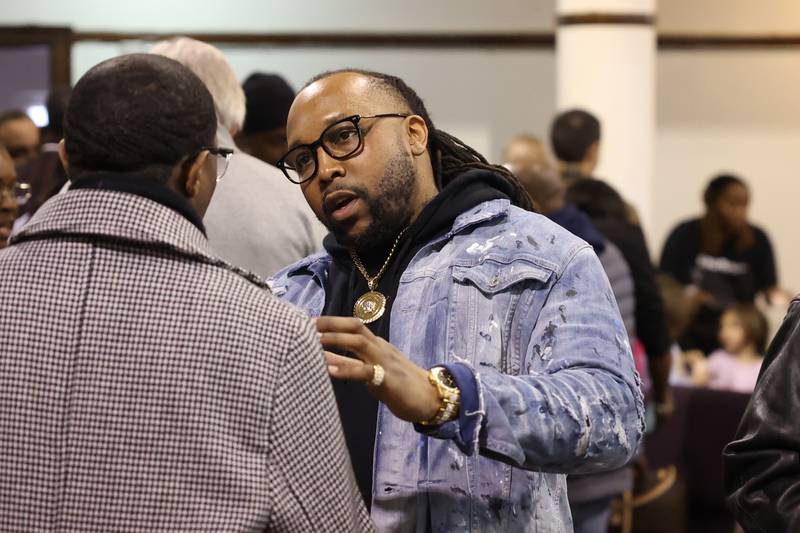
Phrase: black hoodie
[{"left": 321, "top": 169, "right": 517, "bottom": 508}]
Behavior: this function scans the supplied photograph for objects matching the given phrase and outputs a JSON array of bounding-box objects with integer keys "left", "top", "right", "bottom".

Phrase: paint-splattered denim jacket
[{"left": 269, "top": 199, "right": 645, "bottom": 532}]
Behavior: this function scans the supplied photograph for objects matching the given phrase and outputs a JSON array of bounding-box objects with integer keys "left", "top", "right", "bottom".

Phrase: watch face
[
  {"left": 430, "top": 367, "right": 455, "bottom": 389},
  {"left": 442, "top": 368, "right": 457, "bottom": 388}
]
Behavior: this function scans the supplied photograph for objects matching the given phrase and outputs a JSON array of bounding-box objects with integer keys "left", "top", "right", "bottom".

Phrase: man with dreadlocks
[{"left": 269, "top": 70, "right": 644, "bottom": 532}]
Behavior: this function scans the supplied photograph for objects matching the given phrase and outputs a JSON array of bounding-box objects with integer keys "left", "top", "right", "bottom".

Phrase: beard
[{"left": 323, "top": 151, "right": 417, "bottom": 256}]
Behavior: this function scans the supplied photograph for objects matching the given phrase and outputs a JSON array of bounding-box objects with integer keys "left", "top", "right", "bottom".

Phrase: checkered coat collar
[{"left": 12, "top": 188, "right": 268, "bottom": 288}]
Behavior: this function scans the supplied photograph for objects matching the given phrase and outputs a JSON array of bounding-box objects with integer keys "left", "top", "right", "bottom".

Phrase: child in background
[{"left": 684, "top": 303, "right": 768, "bottom": 393}]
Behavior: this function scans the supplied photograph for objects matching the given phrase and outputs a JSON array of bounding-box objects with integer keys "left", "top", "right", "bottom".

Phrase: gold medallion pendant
[
  {"left": 349, "top": 228, "right": 408, "bottom": 325},
  {"left": 353, "top": 291, "right": 387, "bottom": 324}
]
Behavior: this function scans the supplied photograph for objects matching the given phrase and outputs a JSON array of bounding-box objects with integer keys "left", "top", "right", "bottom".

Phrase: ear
[
  {"left": 588, "top": 141, "right": 600, "bottom": 162},
  {"left": 406, "top": 115, "right": 429, "bottom": 157},
  {"left": 183, "top": 150, "right": 210, "bottom": 197},
  {"left": 57, "top": 139, "right": 70, "bottom": 176}
]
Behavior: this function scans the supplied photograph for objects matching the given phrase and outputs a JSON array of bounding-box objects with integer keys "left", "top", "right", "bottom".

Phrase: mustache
[{"left": 321, "top": 185, "right": 370, "bottom": 217}]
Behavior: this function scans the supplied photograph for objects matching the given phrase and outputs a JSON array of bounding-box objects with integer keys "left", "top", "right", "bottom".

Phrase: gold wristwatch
[{"left": 420, "top": 366, "right": 461, "bottom": 426}]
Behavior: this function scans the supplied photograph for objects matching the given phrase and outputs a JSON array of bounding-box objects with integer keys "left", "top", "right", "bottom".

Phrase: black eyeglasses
[
  {"left": 196, "top": 146, "right": 234, "bottom": 182},
  {"left": 277, "top": 113, "right": 409, "bottom": 184}
]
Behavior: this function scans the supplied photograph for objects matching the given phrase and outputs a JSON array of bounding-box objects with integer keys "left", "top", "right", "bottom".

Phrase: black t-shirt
[{"left": 659, "top": 218, "right": 777, "bottom": 352}]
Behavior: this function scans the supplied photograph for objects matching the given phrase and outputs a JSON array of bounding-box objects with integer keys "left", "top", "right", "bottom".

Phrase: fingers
[
  {"left": 316, "top": 316, "right": 373, "bottom": 336},
  {"left": 325, "top": 351, "right": 374, "bottom": 382},
  {"left": 318, "top": 331, "right": 377, "bottom": 363}
]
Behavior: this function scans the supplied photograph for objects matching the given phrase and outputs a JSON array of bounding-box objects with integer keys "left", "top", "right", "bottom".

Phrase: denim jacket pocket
[
  {"left": 451, "top": 256, "right": 552, "bottom": 295},
  {"left": 449, "top": 257, "right": 553, "bottom": 375}
]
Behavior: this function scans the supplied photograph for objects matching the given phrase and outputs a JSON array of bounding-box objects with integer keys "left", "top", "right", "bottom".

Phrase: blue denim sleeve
[
  {"left": 414, "top": 362, "right": 481, "bottom": 448},
  {"left": 422, "top": 247, "right": 645, "bottom": 475}
]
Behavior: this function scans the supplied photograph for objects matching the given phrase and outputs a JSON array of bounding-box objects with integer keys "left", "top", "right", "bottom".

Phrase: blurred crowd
[{"left": 0, "top": 36, "right": 794, "bottom": 533}]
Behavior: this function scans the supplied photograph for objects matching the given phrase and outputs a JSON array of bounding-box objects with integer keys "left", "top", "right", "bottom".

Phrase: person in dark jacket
[
  {"left": 566, "top": 177, "right": 673, "bottom": 421},
  {"left": 723, "top": 297, "right": 800, "bottom": 532},
  {"left": 515, "top": 164, "right": 637, "bottom": 533},
  {"left": 514, "top": 164, "right": 636, "bottom": 340},
  {"left": 550, "top": 110, "right": 673, "bottom": 422}
]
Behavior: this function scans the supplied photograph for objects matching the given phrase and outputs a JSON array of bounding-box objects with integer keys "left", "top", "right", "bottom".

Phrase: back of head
[
  {"left": 241, "top": 73, "right": 294, "bottom": 134},
  {"left": 513, "top": 165, "right": 564, "bottom": 214},
  {"left": 550, "top": 109, "right": 600, "bottom": 163},
  {"left": 150, "top": 37, "right": 245, "bottom": 133},
  {"left": 65, "top": 53, "right": 216, "bottom": 181},
  {"left": 565, "top": 178, "right": 628, "bottom": 221},
  {"left": 503, "top": 134, "right": 554, "bottom": 174}
]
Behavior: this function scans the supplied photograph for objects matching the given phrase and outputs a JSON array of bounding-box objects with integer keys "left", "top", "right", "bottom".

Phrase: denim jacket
[{"left": 269, "top": 199, "right": 645, "bottom": 532}]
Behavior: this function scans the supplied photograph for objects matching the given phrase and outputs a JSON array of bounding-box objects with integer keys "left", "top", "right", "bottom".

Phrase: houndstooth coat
[{"left": 0, "top": 188, "right": 372, "bottom": 532}]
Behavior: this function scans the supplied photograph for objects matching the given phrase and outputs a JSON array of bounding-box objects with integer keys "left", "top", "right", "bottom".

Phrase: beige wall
[
  {"left": 0, "top": 0, "right": 556, "bottom": 32},
  {"left": 4, "top": 0, "right": 800, "bottom": 291},
  {"left": 654, "top": 49, "right": 800, "bottom": 292},
  {"left": 659, "top": 0, "right": 800, "bottom": 33},
  {"left": 70, "top": 42, "right": 557, "bottom": 166},
  {"left": 9, "top": 0, "right": 798, "bottom": 34}
]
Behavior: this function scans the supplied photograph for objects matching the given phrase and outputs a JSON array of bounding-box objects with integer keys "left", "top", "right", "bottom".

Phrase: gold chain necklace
[{"left": 349, "top": 228, "right": 408, "bottom": 324}]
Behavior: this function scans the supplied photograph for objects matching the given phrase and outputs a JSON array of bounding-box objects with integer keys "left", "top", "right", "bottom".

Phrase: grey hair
[{"left": 150, "top": 37, "right": 245, "bottom": 133}]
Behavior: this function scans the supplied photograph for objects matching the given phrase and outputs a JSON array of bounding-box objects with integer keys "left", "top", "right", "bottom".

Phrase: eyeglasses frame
[{"left": 276, "top": 113, "right": 410, "bottom": 184}]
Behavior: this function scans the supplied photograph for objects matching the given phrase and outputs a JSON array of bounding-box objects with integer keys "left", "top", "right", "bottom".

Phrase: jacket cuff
[{"left": 414, "top": 360, "right": 484, "bottom": 455}]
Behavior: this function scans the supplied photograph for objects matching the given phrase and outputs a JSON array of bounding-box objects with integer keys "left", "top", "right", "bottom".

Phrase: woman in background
[{"left": 660, "top": 174, "right": 783, "bottom": 354}]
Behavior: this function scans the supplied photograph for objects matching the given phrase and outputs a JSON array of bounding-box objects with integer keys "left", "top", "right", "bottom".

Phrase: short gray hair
[{"left": 150, "top": 37, "right": 245, "bottom": 133}]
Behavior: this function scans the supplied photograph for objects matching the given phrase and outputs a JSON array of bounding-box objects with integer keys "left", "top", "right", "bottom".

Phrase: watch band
[{"left": 419, "top": 366, "right": 461, "bottom": 426}]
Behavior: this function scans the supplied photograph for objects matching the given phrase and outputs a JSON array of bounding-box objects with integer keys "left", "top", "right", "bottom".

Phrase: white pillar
[{"left": 556, "top": 0, "right": 656, "bottom": 229}]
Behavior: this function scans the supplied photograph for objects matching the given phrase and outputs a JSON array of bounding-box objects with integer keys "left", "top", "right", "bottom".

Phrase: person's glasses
[
  {"left": 14, "top": 181, "right": 31, "bottom": 206},
  {"left": 277, "top": 113, "right": 409, "bottom": 184},
  {"left": 197, "top": 146, "right": 234, "bottom": 182},
  {"left": 0, "top": 181, "right": 31, "bottom": 207},
  {"left": 0, "top": 182, "right": 28, "bottom": 208}
]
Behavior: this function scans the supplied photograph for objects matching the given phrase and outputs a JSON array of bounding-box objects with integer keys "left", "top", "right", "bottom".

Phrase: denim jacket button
[{"left": 489, "top": 274, "right": 500, "bottom": 287}]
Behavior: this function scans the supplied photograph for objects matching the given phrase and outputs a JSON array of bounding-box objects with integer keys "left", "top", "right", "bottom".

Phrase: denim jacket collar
[
  {"left": 439, "top": 198, "right": 510, "bottom": 241},
  {"left": 279, "top": 198, "right": 512, "bottom": 282}
]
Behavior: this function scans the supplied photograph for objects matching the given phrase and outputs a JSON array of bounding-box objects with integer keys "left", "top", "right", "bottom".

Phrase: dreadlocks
[{"left": 305, "top": 69, "right": 534, "bottom": 211}]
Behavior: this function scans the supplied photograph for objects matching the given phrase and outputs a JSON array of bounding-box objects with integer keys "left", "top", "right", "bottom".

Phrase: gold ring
[{"left": 371, "top": 364, "right": 385, "bottom": 387}]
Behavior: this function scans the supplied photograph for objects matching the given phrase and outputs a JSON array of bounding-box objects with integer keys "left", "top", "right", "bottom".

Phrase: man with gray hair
[{"left": 151, "top": 37, "right": 326, "bottom": 278}]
